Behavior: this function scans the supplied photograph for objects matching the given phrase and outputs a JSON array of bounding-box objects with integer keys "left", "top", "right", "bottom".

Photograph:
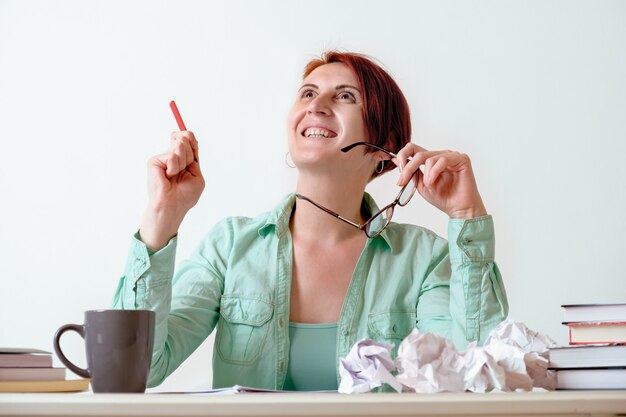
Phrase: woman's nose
[{"left": 307, "top": 95, "right": 331, "bottom": 115}]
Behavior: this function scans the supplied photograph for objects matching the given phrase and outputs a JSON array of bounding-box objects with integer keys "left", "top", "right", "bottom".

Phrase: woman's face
[{"left": 287, "top": 62, "right": 371, "bottom": 171}]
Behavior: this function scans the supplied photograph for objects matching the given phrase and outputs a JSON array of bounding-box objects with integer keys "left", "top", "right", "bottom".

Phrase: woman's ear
[{"left": 374, "top": 150, "right": 389, "bottom": 163}]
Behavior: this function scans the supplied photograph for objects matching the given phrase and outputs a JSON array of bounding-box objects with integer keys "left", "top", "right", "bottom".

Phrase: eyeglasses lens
[
  {"left": 398, "top": 175, "right": 418, "bottom": 206},
  {"left": 366, "top": 206, "right": 394, "bottom": 237}
]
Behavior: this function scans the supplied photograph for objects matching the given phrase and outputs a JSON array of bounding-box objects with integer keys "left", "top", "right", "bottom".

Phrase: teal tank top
[{"left": 282, "top": 322, "right": 338, "bottom": 391}]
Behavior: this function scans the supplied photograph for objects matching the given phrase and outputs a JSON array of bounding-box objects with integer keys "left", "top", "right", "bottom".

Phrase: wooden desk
[{"left": 1, "top": 391, "right": 625, "bottom": 417}]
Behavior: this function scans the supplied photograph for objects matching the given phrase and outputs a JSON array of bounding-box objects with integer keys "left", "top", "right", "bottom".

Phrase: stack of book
[
  {"left": 0, "top": 348, "right": 88, "bottom": 392},
  {"left": 549, "top": 303, "right": 626, "bottom": 390}
]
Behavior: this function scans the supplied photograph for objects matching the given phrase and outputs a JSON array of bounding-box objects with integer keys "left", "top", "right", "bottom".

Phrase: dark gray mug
[{"left": 53, "top": 309, "right": 155, "bottom": 393}]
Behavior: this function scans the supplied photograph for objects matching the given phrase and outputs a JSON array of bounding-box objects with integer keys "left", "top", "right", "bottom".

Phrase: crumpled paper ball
[
  {"left": 483, "top": 319, "right": 558, "bottom": 391},
  {"left": 338, "top": 339, "right": 402, "bottom": 393},
  {"left": 395, "top": 331, "right": 466, "bottom": 393},
  {"left": 339, "top": 319, "right": 558, "bottom": 393}
]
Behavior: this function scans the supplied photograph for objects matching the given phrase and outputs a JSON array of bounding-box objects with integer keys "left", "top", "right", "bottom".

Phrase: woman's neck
[{"left": 291, "top": 173, "right": 368, "bottom": 244}]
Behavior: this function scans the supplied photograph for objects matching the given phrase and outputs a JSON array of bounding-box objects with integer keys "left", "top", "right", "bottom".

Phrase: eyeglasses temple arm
[
  {"left": 340, "top": 142, "right": 398, "bottom": 158},
  {"left": 295, "top": 194, "right": 363, "bottom": 229}
]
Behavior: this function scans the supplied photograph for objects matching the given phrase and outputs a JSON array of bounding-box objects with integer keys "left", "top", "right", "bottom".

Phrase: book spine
[{"left": 567, "top": 321, "right": 626, "bottom": 344}]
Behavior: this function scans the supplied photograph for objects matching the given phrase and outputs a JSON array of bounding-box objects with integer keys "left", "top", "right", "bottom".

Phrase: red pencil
[
  {"left": 169, "top": 100, "right": 187, "bottom": 131},
  {"left": 169, "top": 100, "right": 197, "bottom": 162}
]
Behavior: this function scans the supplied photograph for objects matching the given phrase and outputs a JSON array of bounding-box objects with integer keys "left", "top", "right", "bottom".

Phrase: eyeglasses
[{"left": 295, "top": 142, "right": 418, "bottom": 238}]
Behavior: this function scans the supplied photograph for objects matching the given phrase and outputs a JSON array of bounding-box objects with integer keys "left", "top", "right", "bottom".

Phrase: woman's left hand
[{"left": 392, "top": 143, "right": 487, "bottom": 219}]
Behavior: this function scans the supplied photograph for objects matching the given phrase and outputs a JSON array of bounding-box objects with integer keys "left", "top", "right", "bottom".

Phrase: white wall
[{"left": 1, "top": 0, "right": 625, "bottom": 391}]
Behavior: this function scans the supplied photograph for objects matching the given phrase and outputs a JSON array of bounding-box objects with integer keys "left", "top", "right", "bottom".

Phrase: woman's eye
[
  {"left": 300, "top": 89, "right": 316, "bottom": 99},
  {"left": 337, "top": 91, "right": 356, "bottom": 101}
]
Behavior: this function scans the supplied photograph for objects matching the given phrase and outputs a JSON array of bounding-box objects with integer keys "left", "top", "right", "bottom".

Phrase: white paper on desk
[
  {"left": 338, "top": 339, "right": 402, "bottom": 393},
  {"left": 155, "top": 385, "right": 337, "bottom": 394}
]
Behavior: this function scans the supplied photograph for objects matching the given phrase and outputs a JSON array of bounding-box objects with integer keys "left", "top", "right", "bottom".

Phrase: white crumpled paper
[
  {"left": 482, "top": 319, "right": 558, "bottom": 391},
  {"left": 338, "top": 339, "right": 403, "bottom": 393},
  {"left": 339, "top": 319, "right": 558, "bottom": 393},
  {"left": 395, "top": 332, "right": 467, "bottom": 393}
]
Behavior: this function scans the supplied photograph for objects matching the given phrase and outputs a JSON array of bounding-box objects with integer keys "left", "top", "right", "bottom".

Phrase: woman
[{"left": 113, "top": 51, "right": 508, "bottom": 391}]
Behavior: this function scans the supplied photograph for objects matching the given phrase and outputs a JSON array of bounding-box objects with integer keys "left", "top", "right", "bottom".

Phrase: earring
[
  {"left": 285, "top": 152, "right": 296, "bottom": 168},
  {"left": 375, "top": 160, "right": 384, "bottom": 174}
]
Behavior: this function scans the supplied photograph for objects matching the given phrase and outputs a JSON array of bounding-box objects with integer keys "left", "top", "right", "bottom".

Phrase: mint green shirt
[{"left": 112, "top": 193, "right": 508, "bottom": 390}]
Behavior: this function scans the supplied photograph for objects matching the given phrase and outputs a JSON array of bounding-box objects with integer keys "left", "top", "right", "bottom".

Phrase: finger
[
  {"left": 416, "top": 157, "right": 435, "bottom": 188},
  {"left": 146, "top": 154, "right": 169, "bottom": 187},
  {"left": 190, "top": 137, "right": 199, "bottom": 162},
  {"left": 170, "top": 130, "right": 196, "bottom": 143},
  {"left": 170, "top": 143, "right": 186, "bottom": 169},
  {"left": 170, "top": 131, "right": 198, "bottom": 161},
  {"left": 425, "top": 152, "right": 465, "bottom": 186},
  {"left": 170, "top": 146, "right": 191, "bottom": 178},
  {"left": 167, "top": 141, "right": 190, "bottom": 177},
  {"left": 394, "top": 143, "right": 425, "bottom": 185},
  {"left": 171, "top": 135, "right": 196, "bottom": 167},
  {"left": 186, "top": 159, "right": 203, "bottom": 177},
  {"left": 148, "top": 153, "right": 169, "bottom": 179},
  {"left": 395, "top": 143, "right": 427, "bottom": 171},
  {"left": 182, "top": 138, "right": 194, "bottom": 167},
  {"left": 170, "top": 131, "right": 182, "bottom": 144},
  {"left": 397, "top": 150, "right": 444, "bottom": 186},
  {"left": 425, "top": 156, "right": 449, "bottom": 187},
  {"left": 148, "top": 153, "right": 168, "bottom": 169},
  {"left": 165, "top": 153, "right": 180, "bottom": 178},
  {"left": 182, "top": 134, "right": 198, "bottom": 163}
]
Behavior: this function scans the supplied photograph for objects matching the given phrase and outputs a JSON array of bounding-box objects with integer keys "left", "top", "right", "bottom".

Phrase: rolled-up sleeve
[
  {"left": 448, "top": 215, "right": 508, "bottom": 347},
  {"left": 416, "top": 215, "right": 508, "bottom": 349},
  {"left": 112, "top": 232, "right": 177, "bottom": 311},
  {"left": 112, "top": 224, "right": 229, "bottom": 387}
]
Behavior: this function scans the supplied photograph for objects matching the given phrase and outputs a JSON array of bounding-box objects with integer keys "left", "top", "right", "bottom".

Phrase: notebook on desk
[{"left": 157, "top": 385, "right": 337, "bottom": 394}]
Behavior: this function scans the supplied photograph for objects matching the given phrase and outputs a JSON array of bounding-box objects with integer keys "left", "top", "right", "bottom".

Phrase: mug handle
[{"left": 53, "top": 324, "right": 90, "bottom": 379}]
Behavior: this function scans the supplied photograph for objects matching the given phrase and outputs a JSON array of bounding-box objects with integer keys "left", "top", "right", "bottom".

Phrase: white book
[
  {"left": 0, "top": 348, "right": 53, "bottom": 368},
  {"left": 549, "top": 345, "right": 626, "bottom": 369},
  {"left": 562, "top": 303, "right": 626, "bottom": 323},
  {"left": 556, "top": 368, "right": 626, "bottom": 390}
]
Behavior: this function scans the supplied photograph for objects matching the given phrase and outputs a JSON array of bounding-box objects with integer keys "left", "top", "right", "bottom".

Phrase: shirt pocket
[
  {"left": 216, "top": 296, "right": 274, "bottom": 365},
  {"left": 367, "top": 310, "right": 416, "bottom": 348}
]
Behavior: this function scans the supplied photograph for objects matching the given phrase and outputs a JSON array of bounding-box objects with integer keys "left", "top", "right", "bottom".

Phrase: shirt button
[
  {"left": 342, "top": 328, "right": 349, "bottom": 336},
  {"left": 279, "top": 318, "right": 285, "bottom": 327}
]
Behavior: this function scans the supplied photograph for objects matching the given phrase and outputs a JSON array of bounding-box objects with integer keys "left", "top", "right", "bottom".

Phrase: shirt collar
[
  {"left": 258, "top": 192, "right": 395, "bottom": 252},
  {"left": 257, "top": 193, "right": 297, "bottom": 238}
]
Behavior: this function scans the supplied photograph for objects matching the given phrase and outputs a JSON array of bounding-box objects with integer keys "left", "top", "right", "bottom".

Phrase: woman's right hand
[{"left": 139, "top": 131, "right": 205, "bottom": 251}]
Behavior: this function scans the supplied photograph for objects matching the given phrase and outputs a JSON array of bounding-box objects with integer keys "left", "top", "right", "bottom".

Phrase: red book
[{"left": 564, "top": 321, "right": 626, "bottom": 345}]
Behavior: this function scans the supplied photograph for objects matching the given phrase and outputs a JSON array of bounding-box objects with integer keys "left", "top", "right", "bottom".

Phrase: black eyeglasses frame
[{"left": 295, "top": 142, "right": 417, "bottom": 238}]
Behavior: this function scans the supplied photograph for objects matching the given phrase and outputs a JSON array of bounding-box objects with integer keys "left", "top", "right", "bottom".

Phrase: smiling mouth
[{"left": 301, "top": 127, "right": 338, "bottom": 138}]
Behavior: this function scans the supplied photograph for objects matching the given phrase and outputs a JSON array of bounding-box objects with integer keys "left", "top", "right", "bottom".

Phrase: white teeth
[{"left": 304, "top": 128, "right": 332, "bottom": 138}]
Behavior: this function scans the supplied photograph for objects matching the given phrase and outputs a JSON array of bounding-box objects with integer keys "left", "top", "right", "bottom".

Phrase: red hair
[{"left": 303, "top": 51, "right": 411, "bottom": 177}]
